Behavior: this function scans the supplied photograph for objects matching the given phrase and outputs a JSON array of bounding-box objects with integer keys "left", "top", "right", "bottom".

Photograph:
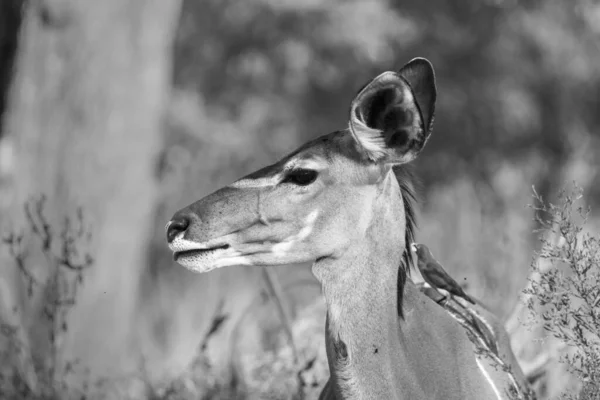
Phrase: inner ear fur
[{"left": 349, "top": 58, "right": 436, "bottom": 164}]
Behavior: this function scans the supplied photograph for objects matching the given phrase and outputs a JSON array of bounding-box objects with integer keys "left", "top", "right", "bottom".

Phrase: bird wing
[
  {"left": 423, "top": 261, "right": 461, "bottom": 290},
  {"left": 419, "top": 258, "right": 475, "bottom": 304}
]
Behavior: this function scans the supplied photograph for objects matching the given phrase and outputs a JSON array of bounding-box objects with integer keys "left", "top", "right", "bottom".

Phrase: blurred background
[{"left": 0, "top": 0, "right": 599, "bottom": 398}]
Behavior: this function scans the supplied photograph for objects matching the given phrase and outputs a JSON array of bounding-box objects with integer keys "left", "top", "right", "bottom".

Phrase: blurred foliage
[
  {"left": 525, "top": 185, "right": 600, "bottom": 399},
  {"left": 0, "top": 197, "right": 94, "bottom": 400}
]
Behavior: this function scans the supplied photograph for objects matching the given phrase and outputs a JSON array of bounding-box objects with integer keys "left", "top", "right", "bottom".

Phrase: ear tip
[
  {"left": 407, "top": 57, "right": 434, "bottom": 69},
  {"left": 398, "top": 57, "right": 437, "bottom": 115},
  {"left": 398, "top": 57, "right": 437, "bottom": 136},
  {"left": 403, "top": 57, "right": 436, "bottom": 85}
]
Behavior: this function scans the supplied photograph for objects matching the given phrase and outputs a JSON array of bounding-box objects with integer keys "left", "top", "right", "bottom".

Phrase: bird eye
[{"left": 283, "top": 169, "right": 318, "bottom": 186}]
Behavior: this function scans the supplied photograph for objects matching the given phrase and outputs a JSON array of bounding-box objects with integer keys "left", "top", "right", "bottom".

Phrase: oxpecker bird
[{"left": 411, "top": 243, "right": 475, "bottom": 305}]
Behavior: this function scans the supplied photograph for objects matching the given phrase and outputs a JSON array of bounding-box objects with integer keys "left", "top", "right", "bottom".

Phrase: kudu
[{"left": 166, "top": 58, "right": 532, "bottom": 399}]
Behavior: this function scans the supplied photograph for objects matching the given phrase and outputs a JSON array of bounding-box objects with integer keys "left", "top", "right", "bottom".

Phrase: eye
[{"left": 283, "top": 169, "right": 318, "bottom": 186}]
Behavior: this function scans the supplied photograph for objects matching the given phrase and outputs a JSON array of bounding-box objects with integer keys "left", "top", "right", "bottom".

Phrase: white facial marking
[
  {"left": 230, "top": 174, "right": 281, "bottom": 189},
  {"left": 475, "top": 358, "right": 503, "bottom": 400},
  {"left": 257, "top": 188, "right": 270, "bottom": 226},
  {"left": 292, "top": 159, "right": 322, "bottom": 171},
  {"left": 214, "top": 255, "right": 253, "bottom": 269},
  {"left": 271, "top": 210, "right": 319, "bottom": 256},
  {"left": 168, "top": 235, "right": 212, "bottom": 253}
]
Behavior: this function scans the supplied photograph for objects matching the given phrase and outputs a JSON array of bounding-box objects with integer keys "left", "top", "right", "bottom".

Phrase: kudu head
[{"left": 166, "top": 58, "right": 436, "bottom": 277}]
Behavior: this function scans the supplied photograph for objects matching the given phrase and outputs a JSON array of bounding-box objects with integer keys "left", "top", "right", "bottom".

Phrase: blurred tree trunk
[
  {"left": 0, "top": 0, "right": 181, "bottom": 378},
  {"left": 0, "top": 0, "right": 23, "bottom": 136}
]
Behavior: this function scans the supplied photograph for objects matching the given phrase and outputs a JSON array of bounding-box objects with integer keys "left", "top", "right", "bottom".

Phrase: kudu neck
[
  {"left": 313, "top": 233, "right": 404, "bottom": 336},
  {"left": 313, "top": 172, "right": 407, "bottom": 335},
  {"left": 311, "top": 181, "right": 420, "bottom": 398}
]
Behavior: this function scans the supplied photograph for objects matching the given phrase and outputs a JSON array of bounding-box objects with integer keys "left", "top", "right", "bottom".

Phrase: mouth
[{"left": 173, "top": 244, "right": 230, "bottom": 262}]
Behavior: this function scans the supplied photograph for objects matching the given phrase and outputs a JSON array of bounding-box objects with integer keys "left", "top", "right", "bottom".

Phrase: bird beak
[{"left": 410, "top": 243, "right": 417, "bottom": 253}]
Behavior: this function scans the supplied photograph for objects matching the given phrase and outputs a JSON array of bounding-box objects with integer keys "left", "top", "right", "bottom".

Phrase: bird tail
[{"left": 462, "top": 292, "right": 476, "bottom": 305}]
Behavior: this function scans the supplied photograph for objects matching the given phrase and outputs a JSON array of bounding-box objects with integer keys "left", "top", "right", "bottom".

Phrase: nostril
[{"left": 166, "top": 214, "right": 190, "bottom": 243}]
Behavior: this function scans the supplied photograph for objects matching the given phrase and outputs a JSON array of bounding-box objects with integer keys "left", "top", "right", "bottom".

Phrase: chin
[
  {"left": 173, "top": 247, "right": 256, "bottom": 273},
  {"left": 172, "top": 247, "right": 225, "bottom": 273}
]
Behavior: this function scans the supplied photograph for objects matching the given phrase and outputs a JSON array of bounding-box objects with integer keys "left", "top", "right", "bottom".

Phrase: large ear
[{"left": 349, "top": 57, "right": 436, "bottom": 163}]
